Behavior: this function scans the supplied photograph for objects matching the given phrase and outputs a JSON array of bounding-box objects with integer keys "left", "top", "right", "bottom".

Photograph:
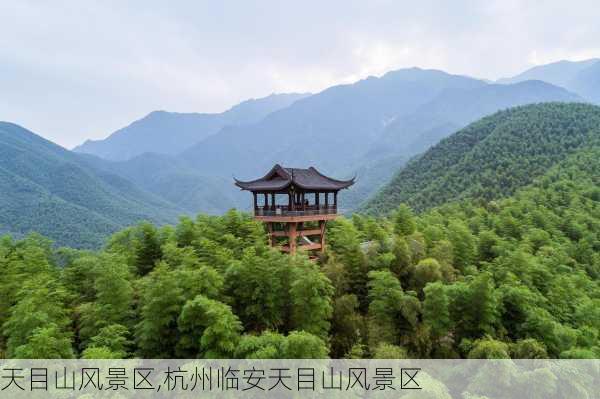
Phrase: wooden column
[
  {"left": 301, "top": 192, "right": 305, "bottom": 211},
  {"left": 288, "top": 222, "right": 297, "bottom": 254},
  {"left": 271, "top": 193, "right": 276, "bottom": 210},
  {"left": 264, "top": 193, "right": 268, "bottom": 209},
  {"left": 253, "top": 192, "right": 258, "bottom": 212},
  {"left": 315, "top": 192, "right": 319, "bottom": 209},
  {"left": 288, "top": 192, "right": 292, "bottom": 210},
  {"left": 325, "top": 192, "right": 329, "bottom": 208},
  {"left": 334, "top": 191, "right": 338, "bottom": 211}
]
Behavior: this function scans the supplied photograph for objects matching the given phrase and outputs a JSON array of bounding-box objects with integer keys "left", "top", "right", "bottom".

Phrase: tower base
[{"left": 263, "top": 218, "right": 329, "bottom": 255}]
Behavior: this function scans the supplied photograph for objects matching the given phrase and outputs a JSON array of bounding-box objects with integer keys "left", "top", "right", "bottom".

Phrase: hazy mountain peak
[
  {"left": 73, "top": 92, "right": 310, "bottom": 161},
  {"left": 497, "top": 58, "right": 600, "bottom": 105},
  {"left": 497, "top": 58, "right": 600, "bottom": 87}
]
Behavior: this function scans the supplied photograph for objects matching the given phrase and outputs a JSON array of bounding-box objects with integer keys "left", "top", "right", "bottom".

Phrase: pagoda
[{"left": 234, "top": 164, "right": 355, "bottom": 255}]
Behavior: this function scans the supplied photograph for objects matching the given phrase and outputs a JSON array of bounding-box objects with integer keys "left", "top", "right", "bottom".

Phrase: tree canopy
[{"left": 1, "top": 111, "right": 599, "bottom": 359}]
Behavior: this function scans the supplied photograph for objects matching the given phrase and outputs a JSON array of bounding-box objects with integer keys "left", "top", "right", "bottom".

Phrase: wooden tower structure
[{"left": 235, "top": 164, "right": 355, "bottom": 255}]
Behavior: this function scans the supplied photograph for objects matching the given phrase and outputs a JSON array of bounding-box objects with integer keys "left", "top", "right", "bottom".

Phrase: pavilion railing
[{"left": 254, "top": 205, "right": 338, "bottom": 217}]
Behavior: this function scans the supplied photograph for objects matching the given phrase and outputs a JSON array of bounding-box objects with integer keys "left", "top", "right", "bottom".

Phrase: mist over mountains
[
  {"left": 2, "top": 59, "right": 599, "bottom": 246},
  {"left": 74, "top": 93, "right": 310, "bottom": 161},
  {"left": 498, "top": 58, "right": 600, "bottom": 103},
  {"left": 75, "top": 63, "right": 587, "bottom": 213}
]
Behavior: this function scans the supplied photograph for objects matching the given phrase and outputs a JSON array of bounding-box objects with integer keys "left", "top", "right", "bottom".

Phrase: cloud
[{"left": 1, "top": 0, "right": 599, "bottom": 147}]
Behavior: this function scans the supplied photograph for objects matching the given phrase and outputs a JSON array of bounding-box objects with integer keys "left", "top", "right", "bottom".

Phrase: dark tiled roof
[{"left": 234, "top": 164, "right": 355, "bottom": 191}]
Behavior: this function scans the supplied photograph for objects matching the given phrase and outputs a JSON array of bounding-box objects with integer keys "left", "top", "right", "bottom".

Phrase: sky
[{"left": 1, "top": 0, "right": 600, "bottom": 148}]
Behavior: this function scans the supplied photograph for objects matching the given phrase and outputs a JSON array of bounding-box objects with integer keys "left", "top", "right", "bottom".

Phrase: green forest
[
  {"left": 364, "top": 103, "right": 600, "bottom": 214},
  {"left": 1, "top": 103, "right": 599, "bottom": 360},
  {"left": 1, "top": 142, "right": 598, "bottom": 359}
]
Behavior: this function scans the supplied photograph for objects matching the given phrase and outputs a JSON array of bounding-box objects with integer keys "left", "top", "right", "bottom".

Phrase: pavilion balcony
[{"left": 254, "top": 205, "right": 338, "bottom": 217}]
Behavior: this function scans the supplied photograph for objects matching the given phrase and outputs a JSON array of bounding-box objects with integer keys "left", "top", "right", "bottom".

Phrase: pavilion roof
[{"left": 234, "top": 164, "right": 355, "bottom": 192}]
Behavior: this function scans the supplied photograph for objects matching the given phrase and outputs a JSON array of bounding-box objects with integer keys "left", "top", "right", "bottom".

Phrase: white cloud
[{"left": 1, "top": 0, "right": 599, "bottom": 147}]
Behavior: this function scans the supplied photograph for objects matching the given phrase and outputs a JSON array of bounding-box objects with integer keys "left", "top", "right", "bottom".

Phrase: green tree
[
  {"left": 477, "top": 230, "right": 501, "bottom": 262},
  {"left": 289, "top": 257, "right": 334, "bottom": 339},
  {"left": 367, "top": 270, "right": 404, "bottom": 347},
  {"left": 13, "top": 324, "right": 74, "bottom": 359},
  {"left": 447, "top": 273, "right": 499, "bottom": 339},
  {"left": 235, "top": 331, "right": 328, "bottom": 359},
  {"left": 3, "top": 275, "right": 72, "bottom": 358},
  {"left": 77, "top": 253, "right": 133, "bottom": 350},
  {"left": 447, "top": 220, "right": 476, "bottom": 270},
  {"left": 328, "top": 219, "right": 368, "bottom": 310},
  {"left": 133, "top": 222, "right": 163, "bottom": 276},
  {"left": 393, "top": 204, "right": 416, "bottom": 236},
  {"left": 391, "top": 236, "right": 412, "bottom": 278},
  {"left": 283, "top": 331, "right": 329, "bottom": 358},
  {"left": 177, "top": 295, "right": 242, "bottom": 358},
  {"left": 423, "top": 282, "right": 451, "bottom": 340},
  {"left": 224, "top": 248, "right": 289, "bottom": 331},
  {"left": 412, "top": 258, "right": 443, "bottom": 293},
  {"left": 372, "top": 343, "right": 408, "bottom": 359},
  {"left": 81, "top": 346, "right": 121, "bottom": 359},
  {"left": 467, "top": 337, "right": 510, "bottom": 359},
  {"left": 175, "top": 216, "right": 197, "bottom": 247},
  {"left": 329, "top": 294, "right": 363, "bottom": 358},
  {"left": 510, "top": 338, "right": 548, "bottom": 359},
  {"left": 135, "top": 263, "right": 184, "bottom": 358},
  {"left": 89, "top": 324, "right": 131, "bottom": 357}
]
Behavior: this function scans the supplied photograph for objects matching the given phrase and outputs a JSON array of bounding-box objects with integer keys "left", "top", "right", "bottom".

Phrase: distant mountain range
[
  {"left": 180, "top": 68, "right": 486, "bottom": 177},
  {"left": 74, "top": 93, "right": 310, "bottom": 161},
  {"left": 73, "top": 65, "right": 586, "bottom": 214},
  {"left": 3, "top": 60, "right": 599, "bottom": 247},
  {"left": 498, "top": 58, "right": 600, "bottom": 103}
]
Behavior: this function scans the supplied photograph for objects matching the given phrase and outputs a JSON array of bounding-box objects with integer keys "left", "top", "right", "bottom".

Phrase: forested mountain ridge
[
  {"left": 74, "top": 92, "right": 310, "bottom": 161},
  {"left": 0, "top": 122, "right": 183, "bottom": 248},
  {"left": 362, "top": 102, "right": 600, "bottom": 214},
  {"left": 1, "top": 143, "right": 598, "bottom": 360},
  {"left": 351, "top": 82, "right": 581, "bottom": 210},
  {"left": 79, "top": 152, "right": 246, "bottom": 214}
]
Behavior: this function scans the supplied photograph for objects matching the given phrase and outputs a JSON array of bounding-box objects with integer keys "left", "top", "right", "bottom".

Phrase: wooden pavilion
[{"left": 234, "top": 164, "right": 355, "bottom": 255}]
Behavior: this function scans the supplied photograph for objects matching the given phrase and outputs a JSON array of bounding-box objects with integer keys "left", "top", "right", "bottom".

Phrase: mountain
[
  {"left": 339, "top": 80, "right": 581, "bottom": 211},
  {"left": 92, "top": 69, "right": 581, "bottom": 215},
  {"left": 70, "top": 67, "right": 587, "bottom": 217},
  {"left": 498, "top": 59, "right": 600, "bottom": 103},
  {"left": 498, "top": 59, "right": 599, "bottom": 87},
  {"left": 78, "top": 152, "right": 247, "bottom": 214},
  {"left": 359, "top": 81, "right": 582, "bottom": 196},
  {"left": 569, "top": 61, "right": 600, "bottom": 104},
  {"left": 0, "top": 122, "right": 183, "bottom": 248},
  {"left": 362, "top": 102, "right": 600, "bottom": 214},
  {"left": 180, "top": 68, "right": 486, "bottom": 180},
  {"left": 73, "top": 93, "right": 310, "bottom": 161}
]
